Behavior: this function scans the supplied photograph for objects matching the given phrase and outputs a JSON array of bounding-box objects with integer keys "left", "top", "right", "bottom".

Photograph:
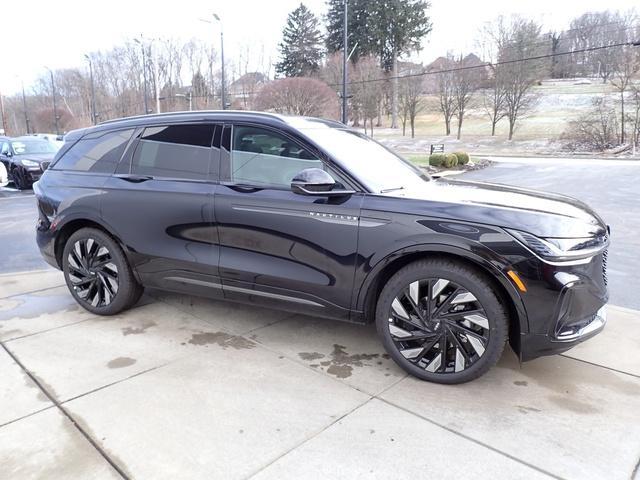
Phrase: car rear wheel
[
  {"left": 375, "top": 259, "right": 508, "bottom": 384},
  {"left": 62, "top": 227, "right": 143, "bottom": 315}
]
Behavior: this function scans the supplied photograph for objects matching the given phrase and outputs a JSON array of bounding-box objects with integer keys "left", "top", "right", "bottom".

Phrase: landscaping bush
[
  {"left": 443, "top": 153, "right": 458, "bottom": 169},
  {"left": 453, "top": 151, "right": 470, "bottom": 165},
  {"left": 428, "top": 153, "right": 446, "bottom": 167}
]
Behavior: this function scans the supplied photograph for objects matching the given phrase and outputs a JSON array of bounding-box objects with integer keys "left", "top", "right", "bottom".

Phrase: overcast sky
[{"left": 1, "top": 0, "right": 638, "bottom": 95}]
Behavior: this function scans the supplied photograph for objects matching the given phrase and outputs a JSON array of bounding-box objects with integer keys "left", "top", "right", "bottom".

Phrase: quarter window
[
  {"left": 231, "top": 126, "right": 322, "bottom": 188},
  {"left": 52, "top": 129, "right": 134, "bottom": 173},
  {"left": 131, "top": 124, "right": 214, "bottom": 180}
]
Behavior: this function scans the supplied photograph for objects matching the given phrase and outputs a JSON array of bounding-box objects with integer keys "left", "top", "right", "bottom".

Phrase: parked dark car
[
  {"left": 33, "top": 112, "right": 609, "bottom": 383},
  {"left": 1, "top": 136, "right": 57, "bottom": 189}
]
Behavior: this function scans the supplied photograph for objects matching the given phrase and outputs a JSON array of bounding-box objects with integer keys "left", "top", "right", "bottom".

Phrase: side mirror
[{"left": 291, "top": 168, "right": 355, "bottom": 197}]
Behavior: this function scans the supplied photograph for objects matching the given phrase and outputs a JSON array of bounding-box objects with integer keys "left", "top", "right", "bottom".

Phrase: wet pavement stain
[
  {"left": 0, "top": 292, "right": 79, "bottom": 321},
  {"left": 121, "top": 321, "right": 157, "bottom": 336},
  {"left": 547, "top": 395, "right": 602, "bottom": 414},
  {"left": 514, "top": 380, "right": 528, "bottom": 387},
  {"left": 299, "top": 344, "right": 382, "bottom": 379},
  {"left": 107, "top": 357, "right": 137, "bottom": 369},
  {"left": 188, "top": 331, "right": 255, "bottom": 350}
]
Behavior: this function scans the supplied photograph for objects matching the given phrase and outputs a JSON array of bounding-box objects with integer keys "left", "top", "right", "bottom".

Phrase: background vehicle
[
  {"left": 0, "top": 137, "right": 57, "bottom": 190},
  {"left": 29, "top": 133, "right": 64, "bottom": 150},
  {"left": 0, "top": 136, "right": 8, "bottom": 186},
  {"left": 34, "top": 112, "right": 609, "bottom": 384}
]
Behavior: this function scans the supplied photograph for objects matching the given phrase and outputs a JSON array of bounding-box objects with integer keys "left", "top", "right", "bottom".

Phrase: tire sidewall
[
  {"left": 62, "top": 228, "right": 133, "bottom": 315},
  {"left": 376, "top": 261, "right": 507, "bottom": 384}
]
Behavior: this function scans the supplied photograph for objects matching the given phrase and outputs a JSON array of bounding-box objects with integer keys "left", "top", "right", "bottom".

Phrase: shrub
[
  {"left": 443, "top": 153, "right": 458, "bottom": 169},
  {"left": 429, "top": 153, "right": 446, "bottom": 166},
  {"left": 453, "top": 151, "right": 470, "bottom": 165}
]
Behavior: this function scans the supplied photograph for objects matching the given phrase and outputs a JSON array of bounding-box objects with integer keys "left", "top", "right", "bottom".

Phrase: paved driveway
[{"left": 1, "top": 269, "right": 640, "bottom": 479}]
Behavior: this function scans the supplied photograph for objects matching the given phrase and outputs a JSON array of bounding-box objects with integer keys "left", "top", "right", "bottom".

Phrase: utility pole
[
  {"left": 84, "top": 54, "right": 98, "bottom": 125},
  {"left": 134, "top": 37, "right": 150, "bottom": 114},
  {"left": 341, "top": 0, "right": 348, "bottom": 125},
  {"left": 0, "top": 90, "right": 7, "bottom": 135},
  {"left": 21, "top": 82, "right": 30, "bottom": 134},
  {"left": 201, "top": 14, "right": 226, "bottom": 110},
  {"left": 45, "top": 67, "right": 60, "bottom": 135}
]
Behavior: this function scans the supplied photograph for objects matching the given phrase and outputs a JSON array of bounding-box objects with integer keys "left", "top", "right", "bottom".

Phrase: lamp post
[
  {"left": 201, "top": 14, "right": 226, "bottom": 110},
  {"left": 341, "top": 0, "right": 348, "bottom": 125},
  {"left": 45, "top": 67, "right": 60, "bottom": 135},
  {"left": 133, "top": 37, "right": 150, "bottom": 114},
  {"left": 84, "top": 54, "right": 98, "bottom": 125},
  {"left": 21, "top": 81, "right": 31, "bottom": 134}
]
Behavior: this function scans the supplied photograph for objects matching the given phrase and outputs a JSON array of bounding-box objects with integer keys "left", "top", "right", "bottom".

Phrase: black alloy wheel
[
  {"left": 376, "top": 259, "right": 507, "bottom": 384},
  {"left": 12, "top": 167, "right": 30, "bottom": 190},
  {"left": 62, "top": 228, "right": 143, "bottom": 315}
]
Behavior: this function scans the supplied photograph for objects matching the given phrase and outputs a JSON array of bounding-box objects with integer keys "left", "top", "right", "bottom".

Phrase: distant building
[{"left": 229, "top": 72, "right": 268, "bottom": 99}]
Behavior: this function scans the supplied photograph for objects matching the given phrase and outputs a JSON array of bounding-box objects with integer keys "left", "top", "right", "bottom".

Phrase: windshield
[
  {"left": 11, "top": 140, "right": 59, "bottom": 155},
  {"left": 300, "top": 127, "right": 430, "bottom": 193}
]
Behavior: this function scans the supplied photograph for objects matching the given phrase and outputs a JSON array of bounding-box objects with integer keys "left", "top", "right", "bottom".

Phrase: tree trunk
[
  {"left": 457, "top": 115, "right": 463, "bottom": 140},
  {"left": 391, "top": 56, "right": 398, "bottom": 129},
  {"left": 411, "top": 116, "right": 415, "bottom": 138},
  {"left": 402, "top": 119, "right": 406, "bottom": 136},
  {"left": 370, "top": 118, "right": 374, "bottom": 137},
  {"left": 445, "top": 118, "right": 450, "bottom": 136},
  {"left": 491, "top": 119, "right": 497, "bottom": 136},
  {"left": 621, "top": 91, "right": 625, "bottom": 145},
  {"left": 508, "top": 119, "right": 515, "bottom": 140}
]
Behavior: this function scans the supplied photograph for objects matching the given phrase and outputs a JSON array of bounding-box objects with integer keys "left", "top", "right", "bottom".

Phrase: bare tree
[
  {"left": 255, "top": 77, "right": 338, "bottom": 118},
  {"left": 562, "top": 97, "right": 619, "bottom": 151},
  {"left": 351, "top": 57, "right": 385, "bottom": 136},
  {"left": 452, "top": 55, "right": 481, "bottom": 139},
  {"left": 428, "top": 55, "right": 456, "bottom": 135},
  {"left": 490, "top": 16, "right": 547, "bottom": 140},
  {"left": 398, "top": 66, "right": 426, "bottom": 138},
  {"left": 482, "top": 67, "right": 508, "bottom": 135}
]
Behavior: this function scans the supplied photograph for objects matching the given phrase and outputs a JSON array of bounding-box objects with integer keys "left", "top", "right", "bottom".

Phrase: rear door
[
  {"left": 101, "top": 122, "right": 222, "bottom": 298},
  {"left": 215, "top": 123, "right": 363, "bottom": 319}
]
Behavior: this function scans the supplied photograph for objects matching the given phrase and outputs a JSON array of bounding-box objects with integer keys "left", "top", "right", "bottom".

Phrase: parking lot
[{"left": 1, "top": 159, "right": 640, "bottom": 479}]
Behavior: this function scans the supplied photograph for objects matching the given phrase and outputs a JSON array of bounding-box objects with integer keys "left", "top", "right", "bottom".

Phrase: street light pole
[
  {"left": 45, "top": 67, "right": 60, "bottom": 135},
  {"left": 201, "top": 14, "right": 226, "bottom": 110},
  {"left": 134, "top": 37, "right": 150, "bottom": 114},
  {"left": 21, "top": 82, "right": 30, "bottom": 134},
  {"left": 84, "top": 54, "right": 98, "bottom": 125},
  {"left": 341, "top": 0, "right": 348, "bottom": 125}
]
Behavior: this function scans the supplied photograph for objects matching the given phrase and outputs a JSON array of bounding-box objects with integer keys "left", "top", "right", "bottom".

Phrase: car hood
[
  {"left": 382, "top": 178, "right": 607, "bottom": 238},
  {"left": 15, "top": 153, "right": 56, "bottom": 163}
]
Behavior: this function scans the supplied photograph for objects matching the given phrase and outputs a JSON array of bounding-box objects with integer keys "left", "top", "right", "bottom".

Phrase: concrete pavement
[{"left": 1, "top": 268, "right": 639, "bottom": 479}]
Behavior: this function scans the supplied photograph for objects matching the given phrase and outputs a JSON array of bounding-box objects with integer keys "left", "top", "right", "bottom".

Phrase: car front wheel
[
  {"left": 62, "top": 227, "right": 143, "bottom": 315},
  {"left": 12, "top": 167, "right": 31, "bottom": 190},
  {"left": 376, "top": 259, "right": 508, "bottom": 384}
]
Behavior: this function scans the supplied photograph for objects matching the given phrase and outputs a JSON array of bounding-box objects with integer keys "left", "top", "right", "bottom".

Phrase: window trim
[
  {"left": 222, "top": 122, "right": 360, "bottom": 192},
  {"left": 126, "top": 122, "right": 220, "bottom": 183}
]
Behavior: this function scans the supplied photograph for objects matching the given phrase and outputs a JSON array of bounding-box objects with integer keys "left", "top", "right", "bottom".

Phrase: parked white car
[{"left": 0, "top": 161, "right": 7, "bottom": 187}]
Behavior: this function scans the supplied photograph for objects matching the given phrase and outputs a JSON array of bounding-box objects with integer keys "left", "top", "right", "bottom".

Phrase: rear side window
[
  {"left": 131, "top": 124, "right": 214, "bottom": 180},
  {"left": 52, "top": 129, "right": 134, "bottom": 173}
]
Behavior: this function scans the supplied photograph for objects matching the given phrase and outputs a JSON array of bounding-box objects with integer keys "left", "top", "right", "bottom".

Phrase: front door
[{"left": 215, "top": 124, "right": 363, "bottom": 320}]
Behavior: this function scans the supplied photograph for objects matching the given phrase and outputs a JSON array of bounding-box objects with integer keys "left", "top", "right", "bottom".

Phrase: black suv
[
  {"left": 1, "top": 136, "right": 58, "bottom": 189},
  {"left": 34, "top": 112, "right": 609, "bottom": 383}
]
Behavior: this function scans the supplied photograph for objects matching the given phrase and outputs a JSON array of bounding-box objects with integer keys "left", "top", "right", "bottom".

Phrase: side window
[
  {"left": 52, "top": 129, "right": 133, "bottom": 173},
  {"left": 131, "top": 124, "right": 214, "bottom": 180},
  {"left": 231, "top": 126, "right": 323, "bottom": 188},
  {"left": 1, "top": 142, "right": 9, "bottom": 156}
]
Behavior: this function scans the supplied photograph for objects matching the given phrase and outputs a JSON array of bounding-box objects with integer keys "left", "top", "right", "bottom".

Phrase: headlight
[
  {"left": 507, "top": 229, "right": 608, "bottom": 262},
  {"left": 21, "top": 159, "right": 40, "bottom": 168}
]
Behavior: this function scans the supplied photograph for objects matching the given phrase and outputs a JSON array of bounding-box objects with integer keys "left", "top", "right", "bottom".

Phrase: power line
[{"left": 328, "top": 40, "right": 639, "bottom": 87}]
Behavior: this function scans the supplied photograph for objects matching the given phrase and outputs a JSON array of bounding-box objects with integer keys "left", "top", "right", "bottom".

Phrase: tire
[
  {"left": 13, "top": 167, "right": 31, "bottom": 190},
  {"left": 62, "top": 227, "right": 143, "bottom": 315},
  {"left": 375, "top": 258, "right": 508, "bottom": 384}
]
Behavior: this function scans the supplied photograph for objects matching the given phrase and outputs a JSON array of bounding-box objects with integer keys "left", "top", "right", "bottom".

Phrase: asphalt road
[{"left": 1, "top": 158, "right": 638, "bottom": 309}]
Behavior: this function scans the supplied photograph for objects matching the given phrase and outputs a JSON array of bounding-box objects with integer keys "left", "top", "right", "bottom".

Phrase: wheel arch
[{"left": 357, "top": 245, "right": 528, "bottom": 356}]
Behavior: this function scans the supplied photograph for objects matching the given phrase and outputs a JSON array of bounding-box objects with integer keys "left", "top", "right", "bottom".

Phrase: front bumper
[{"left": 511, "top": 248, "right": 609, "bottom": 362}]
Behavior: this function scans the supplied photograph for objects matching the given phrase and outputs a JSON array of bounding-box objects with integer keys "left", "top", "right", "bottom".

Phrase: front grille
[{"left": 602, "top": 249, "right": 608, "bottom": 286}]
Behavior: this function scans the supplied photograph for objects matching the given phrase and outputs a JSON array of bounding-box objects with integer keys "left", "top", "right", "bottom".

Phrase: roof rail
[{"left": 98, "top": 110, "right": 288, "bottom": 126}]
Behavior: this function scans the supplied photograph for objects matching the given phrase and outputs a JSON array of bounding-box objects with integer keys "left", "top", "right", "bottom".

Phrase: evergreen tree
[{"left": 275, "top": 4, "right": 324, "bottom": 77}]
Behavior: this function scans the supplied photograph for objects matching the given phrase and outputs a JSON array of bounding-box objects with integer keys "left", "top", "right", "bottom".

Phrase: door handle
[{"left": 115, "top": 174, "right": 153, "bottom": 183}]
